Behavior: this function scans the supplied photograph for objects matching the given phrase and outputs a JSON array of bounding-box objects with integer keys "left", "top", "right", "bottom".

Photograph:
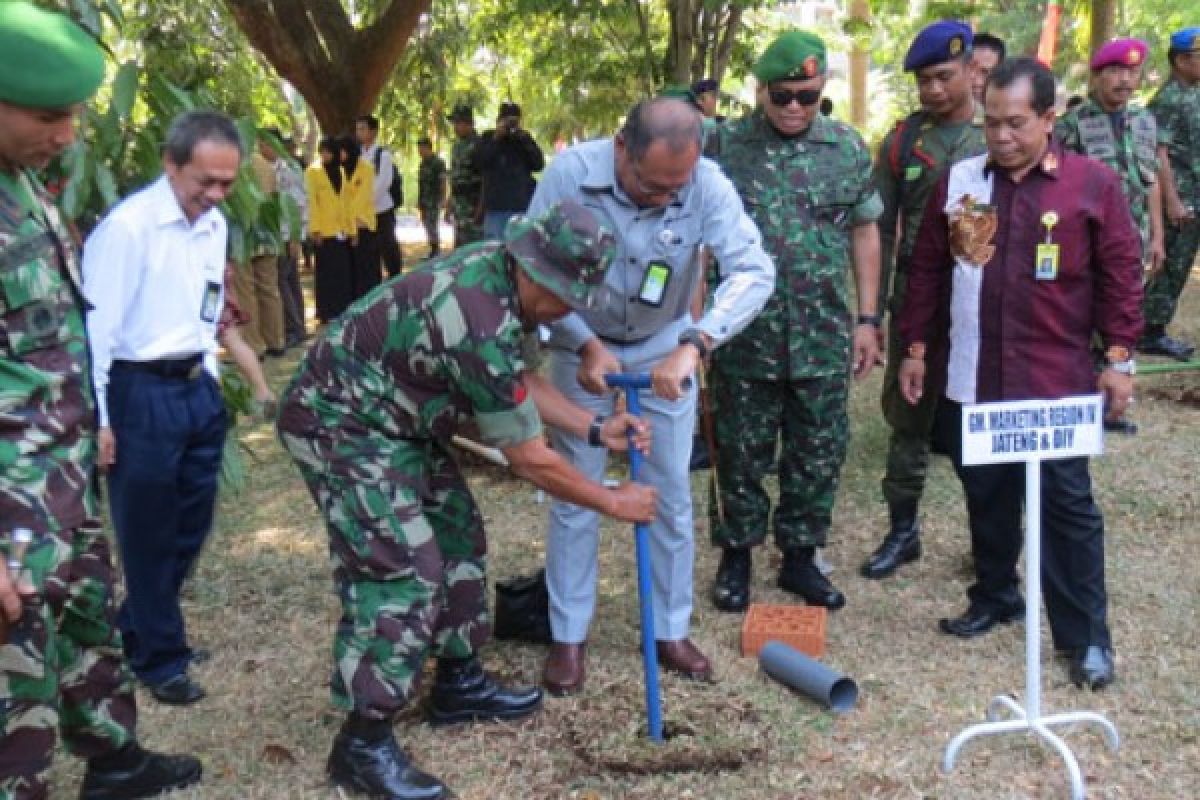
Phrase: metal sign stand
[{"left": 943, "top": 454, "right": 1119, "bottom": 799}]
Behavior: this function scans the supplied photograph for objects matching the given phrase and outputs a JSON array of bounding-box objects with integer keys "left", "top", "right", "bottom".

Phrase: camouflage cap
[{"left": 504, "top": 200, "right": 617, "bottom": 312}]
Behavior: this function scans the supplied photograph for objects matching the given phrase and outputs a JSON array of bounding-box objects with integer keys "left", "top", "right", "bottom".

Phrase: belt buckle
[{"left": 186, "top": 363, "right": 205, "bottom": 381}]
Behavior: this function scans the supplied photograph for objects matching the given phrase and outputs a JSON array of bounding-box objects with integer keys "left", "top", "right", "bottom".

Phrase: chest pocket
[
  {"left": 0, "top": 234, "right": 73, "bottom": 357},
  {"left": 1078, "top": 116, "right": 1118, "bottom": 161},
  {"left": 1131, "top": 115, "right": 1158, "bottom": 186},
  {"left": 805, "top": 179, "right": 859, "bottom": 252}
]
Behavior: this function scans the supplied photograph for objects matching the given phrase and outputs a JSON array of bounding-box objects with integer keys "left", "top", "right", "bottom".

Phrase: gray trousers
[{"left": 545, "top": 321, "right": 697, "bottom": 643}]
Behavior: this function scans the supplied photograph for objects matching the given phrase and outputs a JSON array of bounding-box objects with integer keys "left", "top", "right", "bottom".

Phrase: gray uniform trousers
[{"left": 545, "top": 320, "right": 697, "bottom": 643}]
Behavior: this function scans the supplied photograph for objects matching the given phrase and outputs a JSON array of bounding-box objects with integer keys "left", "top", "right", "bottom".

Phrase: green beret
[
  {"left": 0, "top": 2, "right": 105, "bottom": 108},
  {"left": 753, "top": 30, "right": 827, "bottom": 83}
]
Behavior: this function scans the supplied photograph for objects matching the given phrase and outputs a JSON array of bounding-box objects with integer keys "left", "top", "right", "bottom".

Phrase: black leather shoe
[
  {"left": 428, "top": 657, "right": 542, "bottom": 726},
  {"left": 711, "top": 548, "right": 751, "bottom": 612},
  {"left": 1068, "top": 646, "right": 1115, "bottom": 690},
  {"left": 1103, "top": 416, "right": 1138, "bottom": 435},
  {"left": 861, "top": 501, "right": 921, "bottom": 580},
  {"left": 327, "top": 720, "right": 447, "bottom": 800},
  {"left": 778, "top": 548, "right": 845, "bottom": 610},
  {"left": 1138, "top": 331, "right": 1195, "bottom": 361},
  {"left": 80, "top": 742, "right": 202, "bottom": 800},
  {"left": 147, "top": 674, "right": 205, "bottom": 706},
  {"left": 938, "top": 602, "right": 1024, "bottom": 638}
]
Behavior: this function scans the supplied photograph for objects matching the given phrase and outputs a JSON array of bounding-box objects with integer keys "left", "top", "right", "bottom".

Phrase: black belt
[
  {"left": 112, "top": 355, "right": 205, "bottom": 380},
  {"left": 597, "top": 333, "right": 652, "bottom": 348}
]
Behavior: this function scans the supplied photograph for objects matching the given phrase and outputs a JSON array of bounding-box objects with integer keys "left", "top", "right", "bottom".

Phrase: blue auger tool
[{"left": 604, "top": 372, "right": 663, "bottom": 743}]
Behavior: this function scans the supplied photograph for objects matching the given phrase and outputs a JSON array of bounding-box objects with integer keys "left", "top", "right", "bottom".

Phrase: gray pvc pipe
[{"left": 759, "top": 640, "right": 858, "bottom": 714}]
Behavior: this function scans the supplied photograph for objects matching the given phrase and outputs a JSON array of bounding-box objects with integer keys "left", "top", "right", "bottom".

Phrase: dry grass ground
[{"left": 48, "top": 280, "right": 1199, "bottom": 799}]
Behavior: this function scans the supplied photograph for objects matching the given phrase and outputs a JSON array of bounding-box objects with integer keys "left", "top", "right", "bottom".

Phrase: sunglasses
[{"left": 768, "top": 88, "right": 822, "bottom": 107}]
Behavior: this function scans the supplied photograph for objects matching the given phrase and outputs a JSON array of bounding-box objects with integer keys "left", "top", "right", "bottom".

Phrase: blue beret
[
  {"left": 904, "top": 21, "right": 973, "bottom": 72},
  {"left": 1170, "top": 27, "right": 1200, "bottom": 52}
]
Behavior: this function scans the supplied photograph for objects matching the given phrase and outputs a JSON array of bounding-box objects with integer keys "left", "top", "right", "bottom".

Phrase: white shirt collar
[{"left": 150, "top": 174, "right": 222, "bottom": 233}]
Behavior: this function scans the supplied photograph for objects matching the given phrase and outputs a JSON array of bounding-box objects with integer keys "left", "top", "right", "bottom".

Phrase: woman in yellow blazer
[
  {"left": 306, "top": 137, "right": 354, "bottom": 322},
  {"left": 338, "top": 136, "right": 380, "bottom": 303}
]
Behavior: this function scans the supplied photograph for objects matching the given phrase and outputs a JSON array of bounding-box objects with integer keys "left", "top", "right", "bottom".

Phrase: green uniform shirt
[
  {"left": 418, "top": 153, "right": 448, "bottom": 211},
  {"left": 873, "top": 107, "right": 986, "bottom": 308},
  {"left": 449, "top": 134, "right": 483, "bottom": 209},
  {"left": 279, "top": 241, "right": 542, "bottom": 452},
  {"left": 1055, "top": 97, "right": 1160, "bottom": 247},
  {"left": 710, "top": 110, "right": 882, "bottom": 380},
  {"left": 0, "top": 168, "right": 97, "bottom": 535},
  {"left": 1149, "top": 75, "right": 1200, "bottom": 209}
]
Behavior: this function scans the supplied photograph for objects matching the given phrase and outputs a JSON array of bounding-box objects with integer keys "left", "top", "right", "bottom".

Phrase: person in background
[
  {"left": 265, "top": 127, "right": 309, "bottom": 348},
  {"left": 1142, "top": 27, "right": 1200, "bottom": 361},
  {"left": 338, "top": 136, "right": 379, "bottom": 303},
  {"left": 355, "top": 114, "right": 405, "bottom": 278},
  {"left": 306, "top": 137, "right": 353, "bottom": 323},
  {"left": 417, "top": 136, "right": 448, "bottom": 258},
  {"left": 474, "top": 101, "right": 544, "bottom": 238},
  {"left": 0, "top": 4, "right": 203, "bottom": 796},
  {"left": 1055, "top": 37, "right": 1166, "bottom": 435},
  {"left": 231, "top": 132, "right": 286, "bottom": 359},
  {"left": 970, "top": 32, "right": 1007, "bottom": 104},
  {"left": 446, "top": 104, "right": 485, "bottom": 249}
]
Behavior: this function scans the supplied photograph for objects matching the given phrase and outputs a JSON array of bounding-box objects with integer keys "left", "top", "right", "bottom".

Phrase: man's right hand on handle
[
  {"left": 577, "top": 338, "right": 620, "bottom": 396},
  {"left": 607, "top": 482, "right": 657, "bottom": 524}
]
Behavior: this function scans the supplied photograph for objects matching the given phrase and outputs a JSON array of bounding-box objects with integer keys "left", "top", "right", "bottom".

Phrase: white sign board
[{"left": 961, "top": 394, "right": 1105, "bottom": 466}]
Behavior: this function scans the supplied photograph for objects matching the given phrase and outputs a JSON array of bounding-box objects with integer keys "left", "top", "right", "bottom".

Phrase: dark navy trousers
[{"left": 106, "top": 363, "right": 226, "bottom": 685}]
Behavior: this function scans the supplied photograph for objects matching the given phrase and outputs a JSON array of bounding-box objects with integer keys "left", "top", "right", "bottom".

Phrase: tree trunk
[
  {"left": 848, "top": 0, "right": 870, "bottom": 130},
  {"left": 1089, "top": 0, "right": 1116, "bottom": 54},
  {"left": 666, "top": 1, "right": 746, "bottom": 87},
  {"left": 223, "top": 0, "right": 432, "bottom": 136}
]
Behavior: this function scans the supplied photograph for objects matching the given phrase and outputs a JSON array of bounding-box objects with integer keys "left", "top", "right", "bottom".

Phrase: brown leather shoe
[
  {"left": 656, "top": 638, "right": 713, "bottom": 681},
  {"left": 543, "top": 642, "right": 586, "bottom": 696}
]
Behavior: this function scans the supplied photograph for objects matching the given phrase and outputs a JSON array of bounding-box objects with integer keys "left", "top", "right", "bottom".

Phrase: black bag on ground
[{"left": 493, "top": 569, "right": 552, "bottom": 643}]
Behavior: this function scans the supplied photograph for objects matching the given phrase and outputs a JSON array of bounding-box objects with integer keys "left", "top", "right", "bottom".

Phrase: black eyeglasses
[{"left": 768, "top": 88, "right": 822, "bottom": 107}]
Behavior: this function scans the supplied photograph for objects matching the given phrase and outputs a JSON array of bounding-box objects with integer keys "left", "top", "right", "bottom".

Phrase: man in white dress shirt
[
  {"left": 83, "top": 111, "right": 242, "bottom": 706},
  {"left": 355, "top": 114, "right": 404, "bottom": 278}
]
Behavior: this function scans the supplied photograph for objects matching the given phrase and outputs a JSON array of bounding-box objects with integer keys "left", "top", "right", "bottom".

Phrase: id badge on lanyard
[
  {"left": 638, "top": 260, "right": 672, "bottom": 307},
  {"left": 1035, "top": 211, "right": 1059, "bottom": 282}
]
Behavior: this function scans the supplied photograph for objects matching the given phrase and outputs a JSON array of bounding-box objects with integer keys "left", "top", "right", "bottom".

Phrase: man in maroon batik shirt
[{"left": 896, "top": 58, "right": 1141, "bottom": 690}]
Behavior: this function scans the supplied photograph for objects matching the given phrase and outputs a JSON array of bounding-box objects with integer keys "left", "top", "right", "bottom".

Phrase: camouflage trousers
[
  {"left": 281, "top": 431, "right": 489, "bottom": 719},
  {"left": 708, "top": 369, "right": 849, "bottom": 550},
  {"left": 1143, "top": 216, "right": 1200, "bottom": 327},
  {"left": 450, "top": 196, "right": 483, "bottom": 250},
  {"left": 0, "top": 522, "right": 135, "bottom": 800},
  {"left": 881, "top": 273, "right": 939, "bottom": 507}
]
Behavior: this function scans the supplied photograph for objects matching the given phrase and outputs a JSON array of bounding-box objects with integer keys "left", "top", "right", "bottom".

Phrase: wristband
[
  {"left": 856, "top": 313, "right": 882, "bottom": 328},
  {"left": 587, "top": 414, "right": 606, "bottom": 447}
]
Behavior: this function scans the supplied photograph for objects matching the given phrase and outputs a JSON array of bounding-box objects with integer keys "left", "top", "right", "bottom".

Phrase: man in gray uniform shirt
[{"left": 529, "top": 97, "right": 774, "bottom": 694}]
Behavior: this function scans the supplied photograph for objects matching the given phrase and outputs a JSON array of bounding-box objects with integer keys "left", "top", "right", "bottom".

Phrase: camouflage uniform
[
  {"left": 1055, "top": 97, "right": 1161, "bottom": 252},
  {"left": 418, "top": 152, "right": 447, "bottom": 255},
  {"left": 1146, "top": 75, "right": 1200, "bottom": 328},
  {"left": 449, "top": 134, "right": 483, "bottom": 249},
  {"left": 277, "top": 242, "right": 545, "bottom": 719},
  {"left": 875, "top": 109, "right": 986, "bottom": 507},
  {"left": 0, "top": 169, "right": 134, "bottom": 796},
  {"left": 707, "top": 110, "right": 882, "bottom": 549}
]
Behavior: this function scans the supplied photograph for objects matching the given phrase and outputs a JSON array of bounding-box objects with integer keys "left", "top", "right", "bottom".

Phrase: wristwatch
[
  {"left": 1105, "top": 345, "right": 1136, "bottom": 375},
  {"left": 678, "top": 328, "right": 709, "bottom": 359},
  {"left": 856, "top": 313, "right": 882, "bottom": 328},
  {"left": 587, "top": 414, "right": 606, "bottom": 447}
]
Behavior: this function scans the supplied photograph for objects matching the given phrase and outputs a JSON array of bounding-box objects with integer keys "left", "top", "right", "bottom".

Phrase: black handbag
[{"left": 493, "top": 569, "right": 552, "bottom": 643}]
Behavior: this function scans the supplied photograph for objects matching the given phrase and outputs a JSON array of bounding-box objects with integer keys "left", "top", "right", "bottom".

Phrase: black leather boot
[
  {"left": 778, "top": 547, "right": 845, "bottom": 610},
  {"left": 79, "top": 742, "right": 202, "bottom": 800},
  {"left": 860, "top": 501, "right": 922, "bottom": 580},
  {"left": 1138, "top": 324, "right": 1195, "bottom": 361},
  {"left": 428, "top": 657, "right": 542, "bottom": 726},
  {"left": 327, "top": 714, "right": 447, "bottom": 800},
  {"left": 711, "top": 547, "right": 751, "bottom": 612}
]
